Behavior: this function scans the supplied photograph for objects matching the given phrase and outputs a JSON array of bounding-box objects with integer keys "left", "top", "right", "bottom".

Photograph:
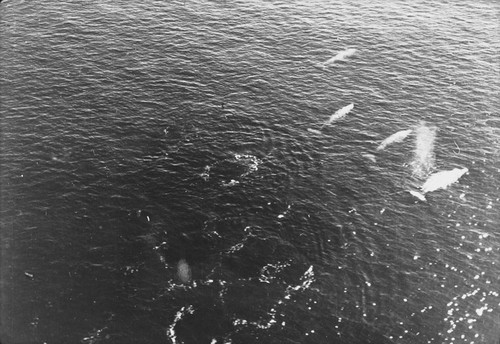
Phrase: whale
[
  {"left": 376, "top": 129, "right": 412, "bottom": 151},
  {"left": 421, "top": 167, "right": 468, "bottom": 194},
  {"left": 362, "top": 153, "right": 377, "bottom": 163},
  {"left": 323, "top": 48, "right": 357, "bottom": 66},
  {"left": 321, "top": 103, "right": 354, "bottom": 128},
  {"left": 307, "top": 128, "right": 323, "bottom": 135},
  {"left": 408, "top": 190, "right": 427, "bottom": 202}
]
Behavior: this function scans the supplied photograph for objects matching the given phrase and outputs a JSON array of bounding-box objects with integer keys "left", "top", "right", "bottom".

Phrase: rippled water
[{"left": 1, "top": 1, "right": 499, "bottom": 343}]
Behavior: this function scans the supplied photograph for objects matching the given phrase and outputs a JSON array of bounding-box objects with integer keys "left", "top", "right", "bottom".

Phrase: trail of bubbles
[
  {"left": 166, "top": 305, "right": 195, "bottom": 344},
  {"left": 233, "top": 265, "right": 315, "bottom": 330}
]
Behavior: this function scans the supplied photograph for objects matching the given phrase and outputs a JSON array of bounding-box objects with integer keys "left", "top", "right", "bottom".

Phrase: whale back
[
  {"left": 376, "top": 129, "right": 413, "bottom": 150},
  {"left": 421, "top": 167, "right": 468, "bottom": 193},
  {"left": 326, "top": 103, "right": 354, "bottom": 124}
]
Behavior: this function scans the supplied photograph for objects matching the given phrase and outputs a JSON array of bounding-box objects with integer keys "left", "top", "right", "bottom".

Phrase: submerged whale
[
  {"left": 376, "top": 129, "right": 412, "bottom": 151},
  {"left": 421, "top": 167, "right": 468, "bottom": 194},
  {"left": 177, "top": 259, "right": 192, "bottom": 284}
]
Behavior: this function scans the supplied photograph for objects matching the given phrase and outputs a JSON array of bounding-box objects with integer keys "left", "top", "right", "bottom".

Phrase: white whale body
[
  {"left": 324, "top": 48, "right": 357, "bottom": 65},
  {"left": 307, "top": 128, "right": 323, "bottom": 135},
  {"left": 376, "top": 129, "right": 412, "bottom": 151},
  {"left": 421, "top": 167, "right": 468, "bottom": 194},
  {"left": 362, "top": 153, "right": 377, "bottom": 163},
  {"left": 321, "top": 103, "right": 354, "bottom": 128},
  {"left": 408, "top": 190, "right": 427, "bottom": 202}
]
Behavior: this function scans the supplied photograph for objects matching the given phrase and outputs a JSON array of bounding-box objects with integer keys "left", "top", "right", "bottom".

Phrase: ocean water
[{"left": 1, "top": 0, "right": 499, "bottom": 343}]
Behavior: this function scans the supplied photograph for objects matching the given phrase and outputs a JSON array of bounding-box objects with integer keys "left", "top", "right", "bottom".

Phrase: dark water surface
[{"left": 1, "top": 0, "right": 499, "bottom": 343}]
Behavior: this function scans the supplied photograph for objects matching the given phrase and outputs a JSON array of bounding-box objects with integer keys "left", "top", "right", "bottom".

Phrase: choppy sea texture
[{"left": 1, "top": 0, "right": 500, "bottom": 344}]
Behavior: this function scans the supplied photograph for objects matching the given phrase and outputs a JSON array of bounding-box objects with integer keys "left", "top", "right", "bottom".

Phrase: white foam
[
  {"left": 200, "top": 165, "right": 210, "bottom": 181},
  {"left": 166, "top": 305, "right": 195, "bottom": 344},
  {"left": 222, "top": 179, "right": 239, "bottom": 187},
  {"left": 234, "top": 154, "right": 262, "bottom": 176},
  {"left": 233, "top": 265, "right": 315, "bottom": 331},
  {"left": 410, "top": 122, "right": 437, "bottom": 178}
]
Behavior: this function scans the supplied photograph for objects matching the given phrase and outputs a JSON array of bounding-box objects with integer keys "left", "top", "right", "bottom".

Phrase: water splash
[
  {"left": 200, "top": 165, "right": 210, "bottom": 181},
  {"left": 81, "top": 326, "right": 108, "bottom": 343},
  {"left": 410, "top": 121, "right": 437, "bottom": 179},
  {"left": 234, "top": 154, "right": 262, "bottom": 176},
  {"left": 221, "top": 179, "right": 240, "bottom": 187}
]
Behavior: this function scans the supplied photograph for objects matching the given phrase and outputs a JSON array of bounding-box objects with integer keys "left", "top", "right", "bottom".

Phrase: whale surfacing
[
  {"left": 421, "top": 167, "right": 468, "bottom": 194},
  {"left": 376, "top": 129, "right": 412, "bottom": 151},
  {"left": 409, "top": 190, "right": 427, "bottom": 202},
  {"left": 324, "top": 48, "right": 357, "bottom": 66},
  {"left": 321, "top": 103, "right": 354, "bottom": 127},
  {"left": 307, "top": 128, "right": 323, "bottom": 135}
]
